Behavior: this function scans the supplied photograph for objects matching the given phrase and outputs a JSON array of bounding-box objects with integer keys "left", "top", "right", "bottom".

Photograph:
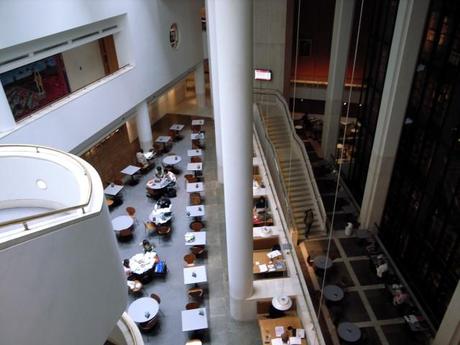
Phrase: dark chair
[
  {"left": 116, "top": 229, "right": 133, "bottom": 241},
  {"left": 185, "top": 174, "right": 198, "bottom": 183},
  {"left": 190, "top": 193, "right": 202, "bottom": 205},
  {"left": 191, "top": 156, "right": 202, "bottom": 163},
  {"left": 184, "top": 253, "right": 196, "bottom": 266},
  {"left": 190, "top": 245, "right": 206, "bottom": 257},
  {"left": 185, "top": 302, "right": 201, "bottom": 310},
  {"left": 187, "top": 287, "right": 204, "bottom": 299},
  {"left": 138, "top": 315, "right": 159, "bottom": 333},
  {"left": 190, "top": 220, "right": 204, "bottom": 232}
]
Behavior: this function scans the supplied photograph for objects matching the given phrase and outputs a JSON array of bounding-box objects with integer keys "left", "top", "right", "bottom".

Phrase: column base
[
  {"left": 139, "top": 139, "right": 153, "bottom": 153},
  {"left": 229, "top": 296, "right": 257, "bottom": 321},
  {"left": 196, "top": 93, "right": 206, "bottom": 108}
]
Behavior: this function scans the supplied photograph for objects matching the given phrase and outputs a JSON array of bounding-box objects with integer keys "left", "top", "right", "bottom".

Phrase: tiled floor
[
  {"left": 99, "top": 113, "right": 260, "bottom": 344},
  {"left": 301, "top": 234, "right": 432, "bottom": 345}
]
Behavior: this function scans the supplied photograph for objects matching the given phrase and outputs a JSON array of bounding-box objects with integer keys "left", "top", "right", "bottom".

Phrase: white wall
[
  {"left": 253, "top": 0, "right": 287, "bottom": 93},
  {"left": 0, "top": 0, "right": 204, "bottom": 152},
  {"left": 0, "top": 206, "right": 127, "bottom": 345},
  {"left": 62, "top": 41, "right": 106, "bottom": 92}
]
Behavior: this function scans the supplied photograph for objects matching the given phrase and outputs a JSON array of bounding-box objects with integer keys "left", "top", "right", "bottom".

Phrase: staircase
[{"left": 254, "top": 90, "right": 326, "bottom": 242}]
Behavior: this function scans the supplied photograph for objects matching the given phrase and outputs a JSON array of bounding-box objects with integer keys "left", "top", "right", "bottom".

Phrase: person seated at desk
[
  {"left": 122, "top": 259, "right": 133, "bottom": 279},
  {"left": 142, "top": 239, "right": 154, "bottom": 253},
  {"left": 376, "top": 255, "right": 388, "bottom": 278},
  {"left": 393, "top": 287, "right": 410, "bottom": 305},
  {"left": 136, "top": 150, "right": 148, "bottom": 166},
  {"left": 255, "top": 196, "right": 267, "bottom": 210},
  {"left": 155, "top": 165, "right": 165, "bottom": 179}
]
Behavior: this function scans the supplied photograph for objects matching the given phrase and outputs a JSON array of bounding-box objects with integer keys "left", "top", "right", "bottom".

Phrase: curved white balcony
[{"left": 0, "top": 144, "right": 128, "bottom": 345}]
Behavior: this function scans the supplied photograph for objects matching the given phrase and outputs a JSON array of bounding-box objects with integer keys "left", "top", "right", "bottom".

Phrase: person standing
[{"left": 303, "top": 209, "right": 314, "bottom": 238}]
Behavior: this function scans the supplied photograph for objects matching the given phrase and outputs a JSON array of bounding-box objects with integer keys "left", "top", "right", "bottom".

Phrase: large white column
[
  {"left": 359, "top": 0, "right": 430, "bottom": 228},
  {"left": 321, "top": 0, "right": 355, "bottom": 160},
  {"left": 434, "top": 281, "right": 460, "bottom": 345},
  {"left": 206, "top": 0, "right": 224, "bottom": 183},
  {"left": 135, "top": 100, "right": 153, "bottom": 152},
  {"left": 208, "top": 0, "right": 254, "bottom": 320},
  {"left": 194, "top": 62, "right": 206, "bottom": 108},
  {"left": 0, "top": 83, "right": 16, "bottom": 132}
]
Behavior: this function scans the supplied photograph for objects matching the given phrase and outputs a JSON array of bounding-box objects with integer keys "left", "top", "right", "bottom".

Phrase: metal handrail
[
  {"left": 253, "top": 108, "right": 297, "bottom": 233},
  {"left": 253, "top": 88, "right": 327, "bottom": 232},
  {"left": 253, "top": 116, "right": 326, "bottom": 345},
  {"left": 0, "top": 145, "right": 93, "bottom": 230}
]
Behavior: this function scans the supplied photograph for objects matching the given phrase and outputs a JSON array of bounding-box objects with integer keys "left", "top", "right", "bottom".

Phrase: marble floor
[{"left": 107, "top": 113, "right": 261, "bottom": 345}]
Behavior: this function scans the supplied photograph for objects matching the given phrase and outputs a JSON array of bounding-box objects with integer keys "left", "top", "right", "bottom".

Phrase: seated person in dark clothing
[
  {"left": 255, "top": 196, "right": 267, "bottom": 210},
  {"left": 268, "top": 304, "right": 286, "bottom": 319}
]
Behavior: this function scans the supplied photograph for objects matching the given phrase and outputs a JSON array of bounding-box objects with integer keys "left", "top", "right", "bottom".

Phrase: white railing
[{"left": 0, "top": 145, "right": 93, "bottom": 232}]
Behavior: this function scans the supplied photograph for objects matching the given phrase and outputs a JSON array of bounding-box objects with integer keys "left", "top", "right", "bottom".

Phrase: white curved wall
[
  {"left": 0, "top": 0, "right": 204, "bottom": 152},
  {"left": 0, "top": 149, "right": 127, "bottom": 345},
  {"left": 0, "top": 206, "right": 127, "bottom": 345},
  {"left": 0, "top": 157, "right": 81, "bottom": 207}
]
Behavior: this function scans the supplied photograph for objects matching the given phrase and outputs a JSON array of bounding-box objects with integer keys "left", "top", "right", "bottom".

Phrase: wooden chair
[
  {"left": 126, "top": 207, "right": 137, "bottom": 223},
  {"left": 144, "top": 221, "right": 156, "bottom": 236},
  {"left": 117, "top": 229, "right": 133, "bottom": 241},
  {"left": 157, "top": 225, "right": 171, "bottom": 236},
  {"left": 190, "top": 245, "right": 206, "bottom": 257},
  {"left": 168, "top": 129, "right": 177, "bottom": 141},
  {"left": 192, "top": 141, "right": 201, "bottom": 150},
  {"left": 184, "top": 253, "right": 196, "bottom": 266},
  {"left": 185, "top": 302, "right": 201, "bottom": 310},
  {"left": 138, "top": 315, "right": 159, "bottom": 333},
  {"left": 190, "top": 156, "right": 202, "bottom": 163},
  {"left": 185, "top": 174, "right": 198, "bottom": 183},
  {"left": 190, "top": 220, "right": 204, "bottom": 232},
  {"left": 187, "top": 287, "right": 204, "bottom": 299},
  {"left": 151, "top": 293, "right": 165, "bottom": 316},
  {"left": 190, "top": 193, "right": 202, "bottom": 205}
]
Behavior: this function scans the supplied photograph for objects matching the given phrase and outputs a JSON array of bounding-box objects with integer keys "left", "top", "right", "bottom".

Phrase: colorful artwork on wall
[{"left": 0, "top": 54, "right": 70, "bottom": 122}]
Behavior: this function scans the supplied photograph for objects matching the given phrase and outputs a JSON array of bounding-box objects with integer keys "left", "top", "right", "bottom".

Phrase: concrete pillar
[
  {"left": 434, "top": 281, "right": 460, "bottom": 345},
  {"left": 208, "top": 0, "right": 254, "bottom": 320},
  {"left": 194, "top": 62, "right": 206, "bottom": 107},
  {"left": 359, "top": 0, "right": 430, "bottom": 229},
  {"left": 135, "top": 100, "right": 153, "bottom": 152},
  {"left": 206, "top": 0, "right": 224, "bottom": 183},
  {"left": 321, "top": 0, "right": 355, "bottom": 160},
  {"left": 0, "top": 83, "right": 16, "bottom": 132}
]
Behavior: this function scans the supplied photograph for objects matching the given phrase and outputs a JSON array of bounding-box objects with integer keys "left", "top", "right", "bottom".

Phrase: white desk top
[
  {"left": 183, "top": 265, "right": 207, "bottom": 285},
  {"left": 156, "top": 136, "right": 172, "bottom": 143},
  {"left": 181, "top": 308, "right": 208, "bottom": 332},
  {"left": 191, "top": 133, "right": 205, "bottom": 140},
  {"left": 187, "top": 162, "right": 202, "bottom": 171},
  {"left": 186, "top": 205, "right": 205, "bottom": 217},
  {"left": 186, "top": 182, "right": 204, "bottom": 193},
  {"left": 187, "top": 149, "right": 202, "bottom": 157},
  {"left": 111, "top": 215, "right": 134, "bottom": 232},
  {"left": 128, "top": 297, "right": 160, "bottom": 323},
  {"left": 104, "top": 184, "right": 124, "bottom": 196},
  {"left": 191, "top": 119, "right": 205, "bottom": 126},
  {"left": 170, "top": 124, "right": 184, "bottom": 131},
  {"left": 121, "top": 165, "right": 141, "bottom": 176},
  {"left": 163, "top": 155, "right": 182, "bottom": 165},
  {"left": 185, "top": 231, "right": 207, "bottom": 246},
  {"left": 129, "top": 252, "right": 157, "bottom": 275}
]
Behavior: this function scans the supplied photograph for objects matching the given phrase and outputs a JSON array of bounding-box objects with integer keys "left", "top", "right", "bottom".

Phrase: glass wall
[
  {"left": 380, "top": 0, "right": 460, "bottom": 327},
  {"left": 341, "top": 0, "right": 399, "bottom": 203}
]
